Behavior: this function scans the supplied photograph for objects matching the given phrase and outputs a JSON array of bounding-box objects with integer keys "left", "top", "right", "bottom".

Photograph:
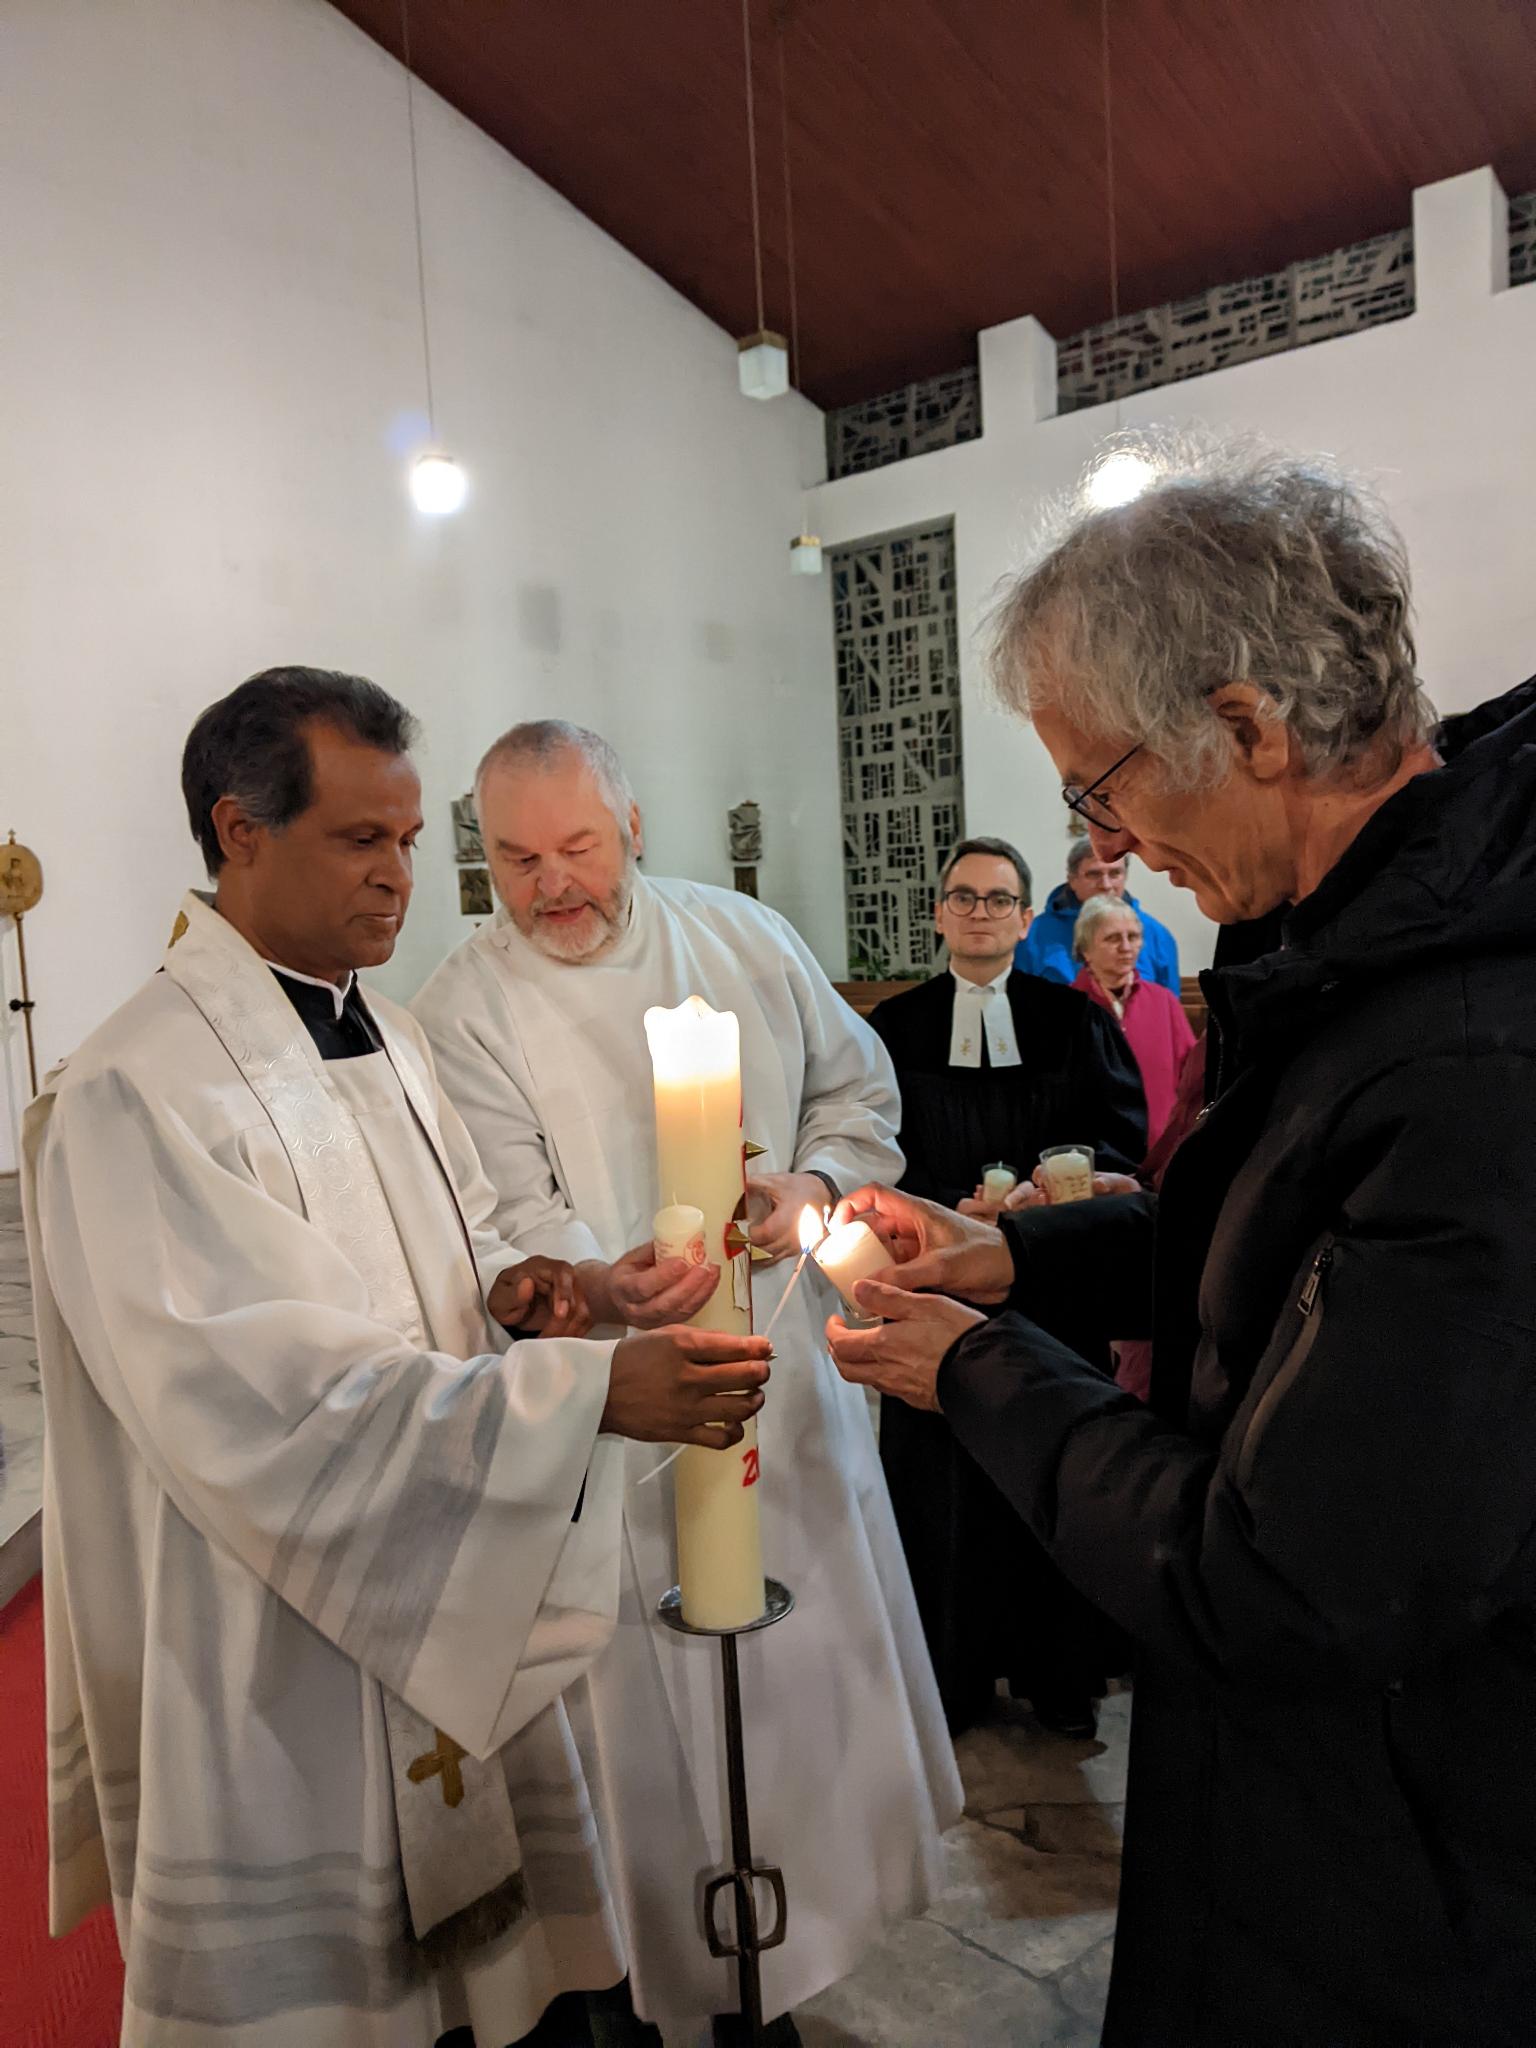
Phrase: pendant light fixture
[
  {"left": 399, "top": 0, "right": 467, "bottom": 513},
  {"left": 737, "top": 0, "right": 789, "bottom": 399},
  {"left": 1083, "top": 0, "right": 1153, "bottom": 513}
]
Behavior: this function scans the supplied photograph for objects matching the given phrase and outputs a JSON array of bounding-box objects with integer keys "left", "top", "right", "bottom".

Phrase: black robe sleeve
[
  {"left": 869, "top": 993, "right": 971, "bottom": 1208},
  {"left": 1076, "top": 1002, "right": 1148, "bottom": 1174},
  {"left": 1000, "top": 1190, "right": 1159, "bottom": 1345}
]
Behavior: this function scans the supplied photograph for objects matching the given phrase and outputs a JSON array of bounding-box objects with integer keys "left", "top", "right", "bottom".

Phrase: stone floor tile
[
  {"left": 1056, "top": 1933, "right": 1117, "bottom": 2024},
  {"left": 924, "top": 1818, "right": 1119, "bottom": 1980},
  {"left": 957, "top": 1692, "right": 1130, "bottom": 1815},
  {"left": 796, "top": 1918, "right": 1091, "bottom": 2047},
  {"left": 984, "top": 1803, "right": 1125, "bottom": 1854}
]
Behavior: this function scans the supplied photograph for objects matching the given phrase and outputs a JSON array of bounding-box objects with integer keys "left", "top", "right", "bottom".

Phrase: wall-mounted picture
[
  {"left": 451, "top": 793, "right": 484, "bottom": 865},
  {"left": 458, "top": 864, "right": 493, "bottom": 917}
]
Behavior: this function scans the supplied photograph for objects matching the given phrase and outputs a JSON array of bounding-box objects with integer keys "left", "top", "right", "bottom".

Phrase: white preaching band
[
  {"left": 413, "top": 722, "right": 961, "bottom": 2042},
  {"left": 947, "top": 958, "right": 1022, "bottom": 1069}
]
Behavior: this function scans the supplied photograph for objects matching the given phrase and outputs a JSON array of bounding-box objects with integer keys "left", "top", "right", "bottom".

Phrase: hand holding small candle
[
  {"left": 652, "top": 1201, "right": 707, "bottom": 1267},
  {"left": 1039, "top": 1144, "right": 1096, "bottom": 1203},
  {"left": 812, "top": 1215, "right": 893, "bottom": 1326}
]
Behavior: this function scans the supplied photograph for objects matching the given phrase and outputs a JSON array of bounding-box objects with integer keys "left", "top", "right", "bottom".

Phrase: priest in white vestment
[
  {"left": 412, "top": 722, "right": 962, "bottom": 2043},
  {"left": 21, "top": 670, "right": 770, "bottom": 2048}
]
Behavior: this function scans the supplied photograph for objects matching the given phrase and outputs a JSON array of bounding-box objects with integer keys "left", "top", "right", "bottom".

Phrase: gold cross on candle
[{"left": 407, "top": 1729, "right": 467, "bottom": 1808}]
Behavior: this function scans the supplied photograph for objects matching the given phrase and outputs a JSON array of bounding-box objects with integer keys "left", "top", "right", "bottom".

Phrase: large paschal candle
[{"left": 643, "top": 996, "right": 766, "bottom": 1629}]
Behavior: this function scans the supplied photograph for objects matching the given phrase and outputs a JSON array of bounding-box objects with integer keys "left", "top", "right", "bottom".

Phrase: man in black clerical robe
[{"left": 869, "top": 835, "right": 1146, "bottom": 1735}]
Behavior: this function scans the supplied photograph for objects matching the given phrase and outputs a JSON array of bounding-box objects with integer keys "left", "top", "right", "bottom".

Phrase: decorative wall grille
[
  {"left": 827, "top": 199, "right": 1536, "bottom": 481},
  {"left": 1055, "top": 227, "right": 1415, "bottom": 414},
  {"left": 825, "top": 368, "right": 980, "bottom": 481},
  {"left": 1512, "top": 191, "right": 1536, "bottom": 287},
  {"left": 831, "top": 522, "right": 963, "bottom": 978}
]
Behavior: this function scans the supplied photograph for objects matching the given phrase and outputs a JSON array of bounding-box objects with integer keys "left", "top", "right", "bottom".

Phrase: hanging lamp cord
[
  {"left": 776, "top": 2, "right": 800, "bottom": 387},
  {"left": 1100, "top": 0, "right": 1124, "bottom": 424},
  {"left": 742, "top": 0, "right": 767, "bottom": 335},
  {"left": 400, "top": 0, "right": 437, "bottom": 438}
]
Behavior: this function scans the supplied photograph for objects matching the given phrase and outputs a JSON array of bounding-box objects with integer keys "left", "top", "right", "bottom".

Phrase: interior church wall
[
  {"left": 0, "top": 0, "right": 838, "bottom": 1171},
  {"left": 808, "top": 169, "right": 1536, "bottom": 977}
]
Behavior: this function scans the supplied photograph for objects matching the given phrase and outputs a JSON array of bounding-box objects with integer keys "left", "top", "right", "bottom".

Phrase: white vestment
[
  {"left": 412, "top": 877, "right": 962, "bottom": 2033},
  {"left": 21, "top": 894, "right": 632, "bottom": 2047}
]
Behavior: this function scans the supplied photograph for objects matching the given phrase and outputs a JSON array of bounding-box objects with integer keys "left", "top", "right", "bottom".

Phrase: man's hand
[
  {"left": 825, "top": 1282, "right": 985, "bottom": 1411},
  {"left": 831, "top": 1184, "right": 1014, "bottom": 1305},
  {"left": 489, "top": 1257, "right": 592, "bottom": 1337},
  {"left": 602, "top": 1326, "right": 773, "bottom": 1447},
  {"left": 746, "top": 1170, "right": 834, "bottom": 1262},
  {"left": 583, "top": 1242, "right": 720, "bottom": 1329}
]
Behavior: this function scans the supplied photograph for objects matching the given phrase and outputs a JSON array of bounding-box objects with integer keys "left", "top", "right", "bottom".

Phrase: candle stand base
[{"left": 656, "top": 1580, "right": 795, "bottom": 2047}]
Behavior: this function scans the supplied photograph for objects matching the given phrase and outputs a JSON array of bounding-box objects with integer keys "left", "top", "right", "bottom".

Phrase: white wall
[
  {"left": 806, "top": 168, "right": 1536, "bottom": 980},
  {"left": 0, "top": 0, "right": 837, "bottom": 1169}
]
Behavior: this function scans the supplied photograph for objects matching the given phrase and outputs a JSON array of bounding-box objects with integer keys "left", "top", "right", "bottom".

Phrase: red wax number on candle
[{"left": 742, "top": 1447, "right": 761, "bottom": 1488}]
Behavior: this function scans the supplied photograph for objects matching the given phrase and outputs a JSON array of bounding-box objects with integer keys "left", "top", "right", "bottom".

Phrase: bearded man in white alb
[
  {"left": 21, "top": 669, "right": 769, "bottom": 2048},
  {"left": 412, "top": 722, "right": 961, "bottom": 2045}
]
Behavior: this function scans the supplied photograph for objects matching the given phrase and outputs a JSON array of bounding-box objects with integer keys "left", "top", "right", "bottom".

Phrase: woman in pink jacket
[{"left": 1071, "top": 892, "right": 1195, "bottom": 1150}]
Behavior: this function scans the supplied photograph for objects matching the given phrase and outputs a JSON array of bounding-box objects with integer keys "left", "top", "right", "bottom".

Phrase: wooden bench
[{"left": 836, "top": 974, "right": 1209, "bottom": 1034}]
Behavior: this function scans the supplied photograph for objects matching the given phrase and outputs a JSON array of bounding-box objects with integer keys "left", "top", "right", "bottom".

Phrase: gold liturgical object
[{"left": 1, "top": 831, "right": 43, "bottom": 1095}]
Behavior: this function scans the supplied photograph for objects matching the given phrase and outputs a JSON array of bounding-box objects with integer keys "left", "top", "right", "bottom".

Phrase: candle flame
[
  {"left": 797, "top": 1205, "right": 828, "bottom": 1253},
  {"left": 643, "top": 995, "right": 741, "bottom": 1084}
]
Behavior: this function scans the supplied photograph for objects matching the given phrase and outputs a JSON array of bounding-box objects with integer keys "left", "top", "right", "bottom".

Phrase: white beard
[{"left": 519, "top": 864, "right": 635, "bottom": 963}]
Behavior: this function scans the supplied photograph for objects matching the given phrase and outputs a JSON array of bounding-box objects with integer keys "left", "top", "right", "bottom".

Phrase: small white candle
[
  {"left": 1040, "top": 1144, "right": 1095, "bottom": 1204},
  {"left": 652, "top": 1201, "right": 707, "bottom": 1268},
  {"left": 813, "top": 1218, "right": 890, "bottom": 1318},
  {"left": 982, "top": 1163, "right": 1018, "bottom": 1203}
]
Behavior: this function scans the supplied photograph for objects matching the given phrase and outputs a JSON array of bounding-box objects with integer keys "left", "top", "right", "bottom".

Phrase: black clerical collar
[
  {"left": 269, "top": 965, "right": 383, "bottom": 1061},
  {"left": 265, "top": 959, "right": 354, "bottom": 1019}
]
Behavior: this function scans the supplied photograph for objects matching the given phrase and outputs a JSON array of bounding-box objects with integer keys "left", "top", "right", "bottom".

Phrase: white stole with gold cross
[{"left": 163, "top": 892, "right": 526, "bottom": 1957}]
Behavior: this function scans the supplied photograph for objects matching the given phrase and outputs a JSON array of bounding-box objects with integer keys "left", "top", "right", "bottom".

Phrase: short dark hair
[
  {"left": 938, "top": 835, "right": 1032, "bottom": 908},
  {"left": 181, "top": 666, "right": 420, "bottom": 876}
]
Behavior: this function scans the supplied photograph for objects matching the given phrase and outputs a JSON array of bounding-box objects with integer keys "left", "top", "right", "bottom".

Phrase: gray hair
[
  {"left": 1073, "top": 890, "right": 1142, "bottom": 962},
  {"left": 1066, "top": 835, "right": 1128, "bottom": 879},
  {"left": 987, "top": 436, "right": 1435, "bottom": 791},
  {"left": 474, "top": 719, "right": 637, "bottom": 845}
]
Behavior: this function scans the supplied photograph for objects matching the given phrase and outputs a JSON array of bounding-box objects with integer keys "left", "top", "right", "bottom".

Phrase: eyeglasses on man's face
[
  {"left": 1062, "top": 741, "right": 1143, "bottom": 830},
  {"left": 940, "top": 888, "right": 1023, "bottom": 919}
]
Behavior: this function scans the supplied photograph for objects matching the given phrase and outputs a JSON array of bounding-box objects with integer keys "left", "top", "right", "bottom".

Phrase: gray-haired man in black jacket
[{"left": 826, "top": 434, "right": 1536, "bottom": 2048}]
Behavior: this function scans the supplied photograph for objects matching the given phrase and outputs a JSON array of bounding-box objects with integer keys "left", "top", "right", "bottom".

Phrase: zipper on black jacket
[{"left": 1298, "top": 1244, "right": 1334, "bottom": 1317}]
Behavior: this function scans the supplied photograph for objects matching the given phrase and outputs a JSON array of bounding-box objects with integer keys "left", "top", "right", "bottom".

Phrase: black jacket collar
[{"left": 1212, "top": 677, "right": 1536, "bottom": 1055}]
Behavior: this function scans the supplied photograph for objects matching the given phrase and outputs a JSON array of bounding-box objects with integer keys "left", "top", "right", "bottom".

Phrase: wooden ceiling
[{"left": 328, "top": 0, "right": 1536, "bottom": 409}]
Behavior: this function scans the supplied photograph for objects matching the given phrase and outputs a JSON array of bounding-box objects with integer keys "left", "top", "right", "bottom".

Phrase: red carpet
[{"left": 0, "top": 1577, "right": 124, "bottom": 2047}]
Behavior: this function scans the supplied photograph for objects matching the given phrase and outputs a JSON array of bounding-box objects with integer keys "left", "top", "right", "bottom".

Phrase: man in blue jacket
[{"left": 1016, "top": 837, "right": 1180, "bottom": 991}]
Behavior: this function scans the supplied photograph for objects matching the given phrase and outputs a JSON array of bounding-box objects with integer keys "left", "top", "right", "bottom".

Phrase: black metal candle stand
[{"left": 655, "top": 1579, "right": 795, "bottom": 2046}]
